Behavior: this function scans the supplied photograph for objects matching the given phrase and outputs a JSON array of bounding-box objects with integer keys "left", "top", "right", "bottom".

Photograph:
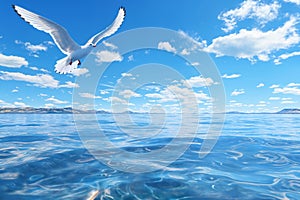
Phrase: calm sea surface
[{"left": 0, "top": 114, "right": 300, "bottom": 199}]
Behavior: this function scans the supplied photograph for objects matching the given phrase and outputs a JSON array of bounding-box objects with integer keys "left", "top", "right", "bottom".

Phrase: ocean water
[{"left": 0, "top": 113, "right": 300, "bottom": 200}]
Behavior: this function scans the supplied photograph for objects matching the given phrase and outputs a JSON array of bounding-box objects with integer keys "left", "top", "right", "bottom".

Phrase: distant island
[
  {"left": 276, "top": 108, "right": 300, "bottom": 114},
  {"left": 0, "top": 107, "right": 143, "bottom": 114},
  {"left": 226, "top": 108, "right": 300, "bottom": 114},
  {"left": 0, "top": 107, "right": 103, "bottom": 114},
  {"left": 0, "top": 107, "right": 300, "bottom": 114}
]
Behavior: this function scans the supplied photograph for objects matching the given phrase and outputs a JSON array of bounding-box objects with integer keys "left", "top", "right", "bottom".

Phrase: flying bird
[{"left": 12, "top": 5, "right": 126, "bottom": 74}]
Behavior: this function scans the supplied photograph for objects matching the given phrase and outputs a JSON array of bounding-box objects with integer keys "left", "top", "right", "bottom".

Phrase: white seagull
[{"left": 13, "top": 5, "right": 126, "bottom": 74}]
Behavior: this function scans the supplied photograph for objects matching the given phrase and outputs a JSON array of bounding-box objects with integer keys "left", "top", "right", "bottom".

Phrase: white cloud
[
  {"left": 287, "top": 83, "right": 300, "bottom": 87},
  {"left": 0, "top": 71, "right": 77, "bottom": 88},
  {"left": 191, "top": 62, "right": 200, "bottom": 67},
  {"left": 274, "top": 51, "right": 300, "bottom": 64},
  {"left": 40, "top": 68, "right": 50, "bottom": 73},
  {"left": 158, "top": 41, "right": 176, "bottom": 53},
  {"left": 79, "top": 93, "right": 101, "bottom": 99},
  {"left": 222, "top": 74, "right": 241, "bottom": 79},
  {"left": 60, "top": 81, "right": 79, "bottom": 88},
  {"left": 180, "top": 48, "right": 190, "bottom": 55},
  {"left": 108, "top": 96, "right": 127, "bottom": 104},
  {"left": 29, "top": 66, "right": 50, "bottom": 73},
  {"left": 231, "top": 89, "right": 245, "bottom": 96},
  {"left": 0, "top": 53, "right": 28, "bottom": 68},
  {"left": 30, "top": 66, "right": 39, "bottom": 71},
  {"left": 0, "top": 99, "right": 14, "bottom": 107},
  {"left": 25, "top": 42, "right": 47, "bottom": 53},
  {"left": 128, "top": 55, "right": 134, "bottom": 62},
  {"left": 15, "top": 40, "right": 48, "bottom": 56},
  {"left": 69, "top": 68, "right": 89, "bottom": 76},
  {"left": 256, "top": 83, "right": 265, "bottom": 88},
  {"left": 121, "top": 73, "right": 132, "bottom": 77},
  {"left": 145, "top": 93, "right": 164, "bottom": 99},
  {"left": 14, "top": 101, "right": 29, "bottom": 107},
  {"left": 270, "top": 84, "right": 280, "bottom": 88},
  {"left": 269, "top": 97, "right": 280, "bottom": 100},
  {"left": 39, "top": 93, "right": 48, "bottom": 97},
  {"left": 205, "top": 17, "right": 300, "bottom": 62},
  {"left": 281, "top": 100, "right": 297, "bottom": 104},
  {"left": 46, "top": 96, "right": 68, "bottom": 104},
  {"left": 103, "top": 41, "right": 118, "bottom": 50},
  {"left": 184, "top": 76, "right": 215, "bottom": 87},
  {"left": 282, "top": 97, "right": 292, "bottom": 101},
  {"left": 218, "top": 0, "right": 280, "bottom": 32},
  {"left": 45, "top": 103, "right": 55, "bottom": 108},
  {"left": 11, "top": 89, "right": 18, "bottom": 93},
  {"left": 95, "top": 50, "right": 123, "bottom": 63},
  {"left": 273, "top": 85, "right": 300, "bottom": 95},
  {"left": 145, "top": 84, "right": 210, "bottom": 107},
  {"left": 284, "top": 0, "right": 300, "bottom": 5},
  {"left": 119, "top": 89, "right": 141, "bottom": 99},
  {"left": 100, "top": 90, "right": 110, "bottom": 95},
  {"left": 178, "top": 30, "right": 207, "bottom": 50}
]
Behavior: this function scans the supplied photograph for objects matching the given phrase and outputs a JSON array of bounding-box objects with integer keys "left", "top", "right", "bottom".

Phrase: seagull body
[{"left": 13, "top": 5, "right": 126, "bottom": 74}]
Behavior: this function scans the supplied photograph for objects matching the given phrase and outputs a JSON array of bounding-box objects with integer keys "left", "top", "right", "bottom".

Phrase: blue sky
[{"left": 1, "top": 0, "right": 300, "bottom": 113}]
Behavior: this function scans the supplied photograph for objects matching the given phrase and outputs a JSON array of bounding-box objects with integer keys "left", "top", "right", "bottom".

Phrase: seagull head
[{"left": 90, "top": 43, "right": 96, "bottom": 47}]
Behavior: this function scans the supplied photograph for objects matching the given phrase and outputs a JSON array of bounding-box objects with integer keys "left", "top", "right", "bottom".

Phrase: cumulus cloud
[
  {"left": 270, "top": 84, "right": 280, "bottom": 88},
  {"left": 29, "top": 66, "right": 50, "bottom": 73},
  {"left": 273, "top": 83, "right": 300, "bottom": 95},
  {"left": 274, "top": 51, "right": 300, "bottom": 65},
  {"left": 231, "top": 89, "right": 245, "bottom": 96},
  {"left": 269, "top": 97, "right": 280, "bottom": 100},
  {"left": 39, "top": 93, "right": 48, "bottom": 97},
  {"left": 0, "top": 71, "right": 77, "bottom": 88},
  {"left": 218, "top": 0, "right": 280, "bottom": 32},
  {"left": 60, "top": 81, "right": 79, "bottom": 88},
  {"left": 103, "top": 41, "right": 118, "bottom": 50},
  {"left": 145, "top": 84, "right": 210, "bottom": 106},
  {"left": 108, "top": 96, "right": 128, "bottom": 104},
  {"left": 15, "top": 40, "right": 50, "bottom": 57},
  {"left": 184, "top": 76, "right": 216, "bottom": 88},
  {"left": 79, "top": 93, "right": 101, "bottom": 99},
  {"left": 256, "top": 83, "right": 265, "bottom": 88},
  {"left": 14, "top": 101, "right": 29, "bottom": 107},
  {"left": 281, "top": 100, "right": 297, "bottom": 104},
  {"left": 121, "top": 73, "right": 132, "bottom": 77},
  {"left": 45, "top": 103, "right": 55, "bottom": 108},
  {"left": 284, "top": 0, "right": 300, "bottom": 5},
  {"left": 69, "top": 68, "right": 89, "bottom": 76},
  {"left": 0, "top": 53, "right": 28, "bottom": 68},
  {"left": 158, "top": 41, "right": 176, "bottom": 53},
  {"left": 100, "top": 89, "right": 110, "bottom": 95},
  {"left": 128, "top": 55, "right": 134, "bottom": 62},
  {"left": 222, "top": 74, "right": 241, "bottom": 79},
  {"left": 95, "top": 50, "right": 123, "bottom": 63},
  {"left": 46, "top": 96, "right": 68, "bottom": 104},
  {"left": 119, "top": 89, "right": 141, "bottom": 99},
  {"left": 288, "top": 83, "right": 300, "bottom": 87},
  {"left": 0, "top": 99, "right": 14, "bottom": 107},
  {"left": 205, "top": 17, "right": 300, "bottom": 62}
]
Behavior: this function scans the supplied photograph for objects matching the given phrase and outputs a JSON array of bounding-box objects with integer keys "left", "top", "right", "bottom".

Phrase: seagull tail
[{"left": 54, "top": 57, "right": 78, "bottom": 74}]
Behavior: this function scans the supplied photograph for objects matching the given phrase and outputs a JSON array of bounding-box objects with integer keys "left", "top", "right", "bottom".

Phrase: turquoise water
[{"left": 0, "top": 114, "right": 300, "bottom": 199}]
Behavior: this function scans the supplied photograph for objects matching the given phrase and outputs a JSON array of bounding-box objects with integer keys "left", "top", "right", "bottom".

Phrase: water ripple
[{"left": 0, "top": 114, "right": 300, "bottom": 199}]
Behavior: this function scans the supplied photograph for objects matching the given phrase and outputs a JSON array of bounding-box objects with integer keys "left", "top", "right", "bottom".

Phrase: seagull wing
[
  {"left": 13, "top": 5, "right": 80, "bottom": 55},
  {"left": 86, "top": 7, "right": 126, "bottom": 46}
]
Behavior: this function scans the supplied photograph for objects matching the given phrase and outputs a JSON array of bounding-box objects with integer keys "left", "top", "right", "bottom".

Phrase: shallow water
[{"left": 0, "top": 114, "right": 300, "bottom": 199}]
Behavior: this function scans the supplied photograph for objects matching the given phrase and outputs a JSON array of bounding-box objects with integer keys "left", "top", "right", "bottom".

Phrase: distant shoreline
[{"left": 0, "top": 107, "right": 300, "bottom": 114}]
